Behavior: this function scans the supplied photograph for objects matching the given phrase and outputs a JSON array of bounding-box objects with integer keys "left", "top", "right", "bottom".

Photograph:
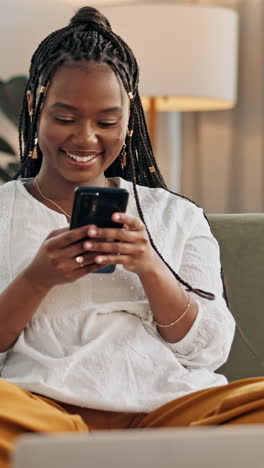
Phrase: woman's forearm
[
  {"left": 0, "top": 268, "right": 51, "bottom": 352},
  {"left": 139, "top": 257, "right": 198, "bottom": 343}
]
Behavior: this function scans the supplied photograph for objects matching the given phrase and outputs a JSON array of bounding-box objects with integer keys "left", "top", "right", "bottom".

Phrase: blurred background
[{"left": 0, "top": 0, "right": 263, "bottom": 213}]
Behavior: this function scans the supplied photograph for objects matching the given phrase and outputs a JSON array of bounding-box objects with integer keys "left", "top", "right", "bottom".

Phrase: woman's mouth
[{"left": 62, "top": 150, "right": 101, "bottom": 168}]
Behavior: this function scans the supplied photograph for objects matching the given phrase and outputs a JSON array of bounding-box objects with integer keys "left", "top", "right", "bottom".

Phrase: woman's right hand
[{"left": 23, "top": 225, "right": 101, "bottom": 290}]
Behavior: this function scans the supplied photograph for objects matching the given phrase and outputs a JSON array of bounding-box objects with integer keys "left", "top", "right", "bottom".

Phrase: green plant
[{"left": 0, "top": 76, "right": 28, "bottom": 183}]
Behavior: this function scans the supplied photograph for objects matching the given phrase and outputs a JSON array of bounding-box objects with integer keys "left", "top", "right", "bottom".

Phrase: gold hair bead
[
  {"left": 149, "top": 166, "right": 156, "bottom": 173},
  {"left": 28, "top": 151, "right": 33, "bottom": 158},
  {"left": 128, "top": 92, "right": 133, "bottom": 100},
  {"left": 40, "top": 86, "right": 46, "bottom": 93},
  {"left": 127, "top": 129, "right": 133, "bottom": 137}
]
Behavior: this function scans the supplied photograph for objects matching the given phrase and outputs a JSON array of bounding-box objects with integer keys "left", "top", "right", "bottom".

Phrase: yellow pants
[{"left": 2, "top": 377, "right": 264, "bottom": 468}]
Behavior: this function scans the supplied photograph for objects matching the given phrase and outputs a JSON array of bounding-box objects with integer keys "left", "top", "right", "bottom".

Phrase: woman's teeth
[{"left": 66, "top": 152, "right": 97, "bottom": 162}]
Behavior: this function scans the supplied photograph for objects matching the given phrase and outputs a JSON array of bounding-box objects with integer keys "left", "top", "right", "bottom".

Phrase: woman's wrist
[
  {"left": 138, "top": 254, "right": 198, "bottom": 343},
  {"left": 22, "top": 266, "right": 53, "bottom": 295},
  {"left": 154, "top": 293, "right": 191, "bottom": 328},
  {"left": 137, "top": 250, "right": 165, "bottom": 281}
]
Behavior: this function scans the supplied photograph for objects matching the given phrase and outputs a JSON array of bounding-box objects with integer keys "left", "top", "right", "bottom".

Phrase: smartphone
[{"left": 70, "top": 186, "right": 129, "bottom": 273}]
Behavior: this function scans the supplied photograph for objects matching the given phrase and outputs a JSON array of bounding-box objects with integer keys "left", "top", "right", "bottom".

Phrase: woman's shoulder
[
  {"left": 0, "top": 180, "right": 18, "bottom": 198},
  {"left": 0, "top": 181, "right": 20, "bottom": 223},
  {"left": 121, "top": 178, "right": 202, "bottom": 215},
  {"left": 119, "top": 178, "right": 207, "bottom": 236}
]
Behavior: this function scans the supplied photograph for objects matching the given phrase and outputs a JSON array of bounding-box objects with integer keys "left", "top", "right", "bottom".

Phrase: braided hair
[{"left": 15, "top": 6, "right": 214, "bottom": 301}]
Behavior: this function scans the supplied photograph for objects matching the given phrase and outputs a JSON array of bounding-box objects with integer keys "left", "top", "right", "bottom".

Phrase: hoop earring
[{"left": 120, "top": 144, "right": 127, "bottom": 169}]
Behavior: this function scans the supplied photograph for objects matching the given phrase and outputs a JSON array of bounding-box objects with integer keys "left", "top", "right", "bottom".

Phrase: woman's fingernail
[
  {"left": 113, "top": 213, "right": 120, "bottom": 220},
  {"left": 88, "top": 229, "right": 97, "bottom": 236},
  {"left": 96, "top": 257, "right": 104, "bottom": 263},
  {"left": 84, "top": 242, "right": 92, "bottom": 249}
]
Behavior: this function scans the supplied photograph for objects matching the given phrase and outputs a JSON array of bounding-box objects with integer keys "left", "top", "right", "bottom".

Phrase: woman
[{"left": 0, "top": 6, "right": 263, "bottom": 468}]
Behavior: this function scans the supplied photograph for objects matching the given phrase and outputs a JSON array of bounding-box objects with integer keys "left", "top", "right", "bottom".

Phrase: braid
[{"left": 14, "top": 6, "right": 214, "bottom": 301}]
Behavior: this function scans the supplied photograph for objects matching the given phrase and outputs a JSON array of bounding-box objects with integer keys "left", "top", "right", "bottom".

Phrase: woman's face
[{"left": 29, "top": 61, "right": 130, "bottom": 187}]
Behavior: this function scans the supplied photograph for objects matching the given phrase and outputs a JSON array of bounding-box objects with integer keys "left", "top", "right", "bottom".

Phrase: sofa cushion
[{"left": 208, "top": 214, "right": 264, "bottom": 381}]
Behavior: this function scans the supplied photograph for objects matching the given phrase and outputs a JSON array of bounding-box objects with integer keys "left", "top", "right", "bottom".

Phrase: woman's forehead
[{"left": 46, "top": 61, "right": 127, "bottom": 105}]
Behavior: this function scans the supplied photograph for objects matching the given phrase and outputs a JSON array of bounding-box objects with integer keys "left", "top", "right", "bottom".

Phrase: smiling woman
[
  {"left": 0, "top": 5, "right": 263, "bottom": 468},
  {"left": 26, "top": 62, "right": 129, "bottom": 205}
]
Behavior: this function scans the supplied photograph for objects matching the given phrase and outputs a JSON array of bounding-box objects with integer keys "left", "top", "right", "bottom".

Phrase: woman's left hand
[{"left": 82, "top": 212, "right": 160, "bottom": 276}]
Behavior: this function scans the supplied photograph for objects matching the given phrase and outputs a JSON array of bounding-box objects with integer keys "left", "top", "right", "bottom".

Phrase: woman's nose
[{"left": 74, "top": 123, "right": 98, "bottom": 144}]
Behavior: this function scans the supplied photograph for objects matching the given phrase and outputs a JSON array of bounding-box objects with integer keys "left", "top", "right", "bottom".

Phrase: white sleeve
[
  {"left": 0, "top": 182, "right": 16, "bottom": 374},
  {"left": 0, "top": 181, "right": 14, "bottom": 293},
  {"left": 146, "top": 206, "right": 235, "bottom": 371}
]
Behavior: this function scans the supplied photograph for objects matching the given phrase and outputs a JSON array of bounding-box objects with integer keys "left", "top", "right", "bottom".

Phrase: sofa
[{"left": 208, "top": 213, "right": 264, "bottom": 381}]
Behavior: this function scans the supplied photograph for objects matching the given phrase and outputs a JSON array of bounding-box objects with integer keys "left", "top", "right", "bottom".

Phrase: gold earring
[
  {"left": 29, "top": 137, "right": 39, "bottom": 159},
  {"left": 121, "top": 144, "right": 127, "bottom": 169}
]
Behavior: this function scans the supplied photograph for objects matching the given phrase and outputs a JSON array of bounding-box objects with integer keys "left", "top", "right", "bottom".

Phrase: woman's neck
[{"left": 23, "top": 172, "right": 111, "bottom": 218}]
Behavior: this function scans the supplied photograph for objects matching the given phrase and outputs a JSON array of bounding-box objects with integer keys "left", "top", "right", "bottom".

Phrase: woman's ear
[{"left": 27, "top": 91, "right": 34, "bottom": 117}]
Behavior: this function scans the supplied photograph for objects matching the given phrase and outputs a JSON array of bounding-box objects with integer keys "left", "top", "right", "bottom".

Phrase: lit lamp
[{"left": 100, "top": 4, "right": 239, "bottom": 145}]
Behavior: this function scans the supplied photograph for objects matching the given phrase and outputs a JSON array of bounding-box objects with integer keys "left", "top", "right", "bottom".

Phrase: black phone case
[{"left": 70, "top": 187, "right": 129, "bottom": 273}]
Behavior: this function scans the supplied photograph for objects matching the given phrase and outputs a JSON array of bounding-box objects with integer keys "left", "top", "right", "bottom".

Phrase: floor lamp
[{"left": 99, "top": 4, "right": 239, "bottom": 151}]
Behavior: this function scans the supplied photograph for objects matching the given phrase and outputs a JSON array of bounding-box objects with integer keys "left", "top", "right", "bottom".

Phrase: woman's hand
[
  {"left": 24, "top": 225, "right": 105, "bottom": 290},
  {"left": 82, "top": 213, "right": 161, "bottom": 276}
]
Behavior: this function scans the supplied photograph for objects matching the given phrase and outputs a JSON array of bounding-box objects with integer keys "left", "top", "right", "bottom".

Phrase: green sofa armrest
[{"left": 208, "top": 214, "right": 264, "bottom": 381}]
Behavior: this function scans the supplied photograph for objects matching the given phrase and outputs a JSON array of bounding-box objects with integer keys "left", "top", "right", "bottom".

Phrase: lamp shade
[{"left": 100, "top": 4, "right": 239, "bottom": 111}]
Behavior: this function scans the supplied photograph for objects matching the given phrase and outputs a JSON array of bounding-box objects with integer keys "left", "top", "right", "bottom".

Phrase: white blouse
[{"left": 0, "top": 178, "right": 235, "bottom": 412}]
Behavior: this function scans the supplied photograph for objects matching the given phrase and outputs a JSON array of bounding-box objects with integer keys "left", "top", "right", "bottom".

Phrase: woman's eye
[
  {"left": 99, "top": 122, "right": 117, "bottom": 128},
  {"left": 55, "top": 117, "right": 75, "bottom": 124}
]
